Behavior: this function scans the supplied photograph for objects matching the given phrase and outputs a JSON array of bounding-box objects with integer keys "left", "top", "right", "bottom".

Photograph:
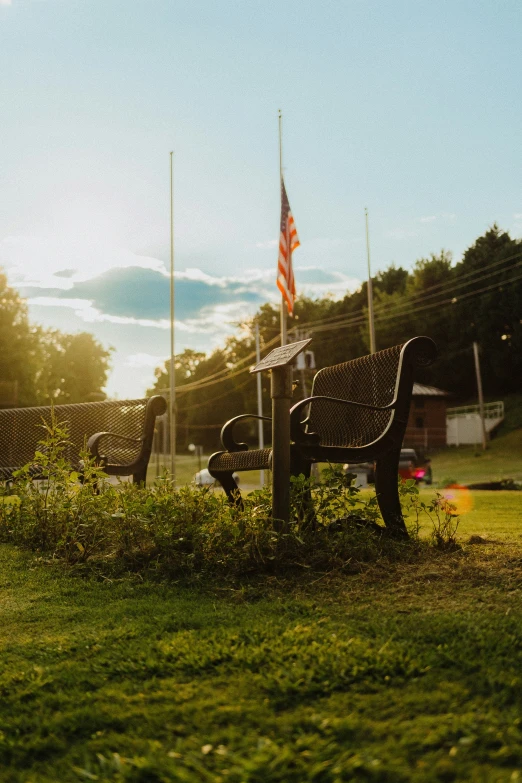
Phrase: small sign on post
[{"left": 250, "top": 339, "right": 312, "bottom": 530}]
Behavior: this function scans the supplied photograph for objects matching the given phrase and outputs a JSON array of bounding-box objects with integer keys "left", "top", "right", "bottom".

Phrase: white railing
[
  {"left": 447, "top": 401, "right": 504, "bottom": 420},
  {"left": 446, "top": 401, "right": 504, "bottom": 446}
]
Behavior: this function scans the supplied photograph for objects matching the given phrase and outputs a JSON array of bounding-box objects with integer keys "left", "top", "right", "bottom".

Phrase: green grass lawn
[
  {"left": 148, "top": 425, "right": 522, "bottom": 492},
  {"left": 430, "top": 428, "right": 522, "bottom": 485},
  {"left": 427, "top": 489, "right": 522, "bottom": 542},
  {"left": 1, "top": 491, "right": 522, "bottom": 782}
]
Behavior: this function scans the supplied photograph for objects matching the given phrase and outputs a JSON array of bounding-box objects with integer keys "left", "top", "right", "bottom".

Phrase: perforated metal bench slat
[
  {"left": 307, "top": 343, "right": 402, "bottom": 448},
  {"left": 209, "top": 448, "right": 272, "bottom": 473}
]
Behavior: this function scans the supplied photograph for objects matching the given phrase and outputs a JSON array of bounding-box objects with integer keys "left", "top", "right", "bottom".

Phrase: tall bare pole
[
  {"left": 473, "top": 341, "right": 488, "bottom": 450},
  {"left": 169, "top": 151, "right": 176, "bottom": 481},
  {"left": 255, "top": 319, "right": 265, "bottom": 487},
  {"left": 278, "top": 109, "right": 287, "bottom": 346},
  {"left": 365, "top": 208, "right": 377, "bottom": 354}
]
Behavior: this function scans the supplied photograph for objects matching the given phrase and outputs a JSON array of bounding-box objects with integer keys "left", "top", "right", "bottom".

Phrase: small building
[{"left": 404, "top": 383, "right": 449, "bottom": 450}]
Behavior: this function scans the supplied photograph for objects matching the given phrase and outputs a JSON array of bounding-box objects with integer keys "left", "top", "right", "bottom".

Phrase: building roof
[{"left": 412, "top": 383, "right": 450, "bottom": 397}]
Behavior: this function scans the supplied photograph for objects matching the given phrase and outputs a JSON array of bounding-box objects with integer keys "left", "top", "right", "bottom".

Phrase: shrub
[{"left": 0, "top": 417, "right": 458, "bottom": 579}]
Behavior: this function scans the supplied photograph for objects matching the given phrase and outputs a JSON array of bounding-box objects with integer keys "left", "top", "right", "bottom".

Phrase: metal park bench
[
  {"left": 0, "top": 396, "right": 167, "bottom": 485},
  {"left": 208, "top": 337, "right": 437, "bottom": 537}
]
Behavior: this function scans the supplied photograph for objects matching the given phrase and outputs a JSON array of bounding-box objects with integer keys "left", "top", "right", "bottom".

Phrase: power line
[
  {"left": 311, "top": 268, "right": 522, "bottom": 337},
  {"left": 155, "top": 332, "right": 281, "bottom": 396},
  {"left": 305, "top": 255, "right": 522, "bottom": 335},
  {"left": 175, "top": 374, "right": 254, "bottom": 413},
  {"left": 290, "top": 249, "right": 522, "bottom": 334}
]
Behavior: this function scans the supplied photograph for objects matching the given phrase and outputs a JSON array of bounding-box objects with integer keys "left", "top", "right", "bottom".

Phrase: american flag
[{"left": 277, "top": 178, "right": 300, "bottom": 315}]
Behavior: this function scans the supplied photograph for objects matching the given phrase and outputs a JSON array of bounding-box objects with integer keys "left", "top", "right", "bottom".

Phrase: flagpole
[
  {"left": 365, "top": 207, "right": 376, "bottom": 354},
  {"left": 278, "top": 109, "right": 287, "bottom": 346},
  {"left": 169, "top": 151, "right": 176, "bottom": 482}
]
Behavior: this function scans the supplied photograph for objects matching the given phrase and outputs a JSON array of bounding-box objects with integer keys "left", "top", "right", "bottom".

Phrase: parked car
[
  {"left": 344, "top": 449, "right": 432, "bottom": 485},
  {"left": 398, "top": 449, "right": 433, "bottom": 484},
  {"left": 342, "top": 461, "right": 375, "bottom": 485}
]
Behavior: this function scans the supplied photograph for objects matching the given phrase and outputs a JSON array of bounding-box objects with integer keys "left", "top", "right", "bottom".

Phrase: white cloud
[
  {"left": 0, "top": 234, "right": 167, "bottom": 289},
  {"left": 176, "top": 268, "right": 227, "bottom": 287},
  {"left": 514, "top": 213, "right": 522, "bottom": 221},
  {"left": 26, "top": 293, "right": 256, "bottom": 336},
  {"left": 126, "top": 353, "right": 168, "bottom": 369},
  {"left": 0, "top": 1, "right": 12, "bottom": 6},
  {"left": 27, "top": 297, "right": 94, "bottom": 311},
  {"left": 420, "top": 215, "right": 437, "bottom": 223}
]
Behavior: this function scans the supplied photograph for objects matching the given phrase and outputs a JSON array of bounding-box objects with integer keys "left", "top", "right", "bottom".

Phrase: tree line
[
  {"left": 150, "top": 226, "right": 522, "bottom": 452},
  {"left": 0, "top": 270, "right": 111, "bottom": 406}
]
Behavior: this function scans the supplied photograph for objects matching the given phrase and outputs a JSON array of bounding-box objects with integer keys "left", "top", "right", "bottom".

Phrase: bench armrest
[
  {"left": 87, "top": 431, "right": 143, "bottom": 461},
  {"left": 290, "top": 395, "right": 395, "bottom": 444},
  {"left": 221, "top": 414, "right": 272, "bottom": 452}
]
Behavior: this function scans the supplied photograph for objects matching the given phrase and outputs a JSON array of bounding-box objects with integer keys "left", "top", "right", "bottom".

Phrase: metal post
[
  {"left": 255, "top": 320, "right": 265, "bottom": 487},
  {"left": 271, "top": 365, "right": 292, "bottom": 531},
  {"left": 251, "top": 338, "right": 311, "bottom": 532},
  {"left": 473, "top": 341, "right": 487, "bottom": 450}
]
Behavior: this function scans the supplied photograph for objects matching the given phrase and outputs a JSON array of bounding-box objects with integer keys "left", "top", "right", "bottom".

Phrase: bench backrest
[
  {"left": 307, "top": 338, "right": 436, "bottom": 449},
  {"left": 0, "top": 398, "right": 159, "bottom": 473}
]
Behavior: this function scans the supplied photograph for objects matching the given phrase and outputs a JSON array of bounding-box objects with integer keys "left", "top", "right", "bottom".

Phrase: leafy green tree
[
  {"left": 0, "top": 271, "right": 41, "bottom": 406},
  {"left": 0, "top": 269, "right": 112, "bottom": 406},
  {"left": 450, "top": 226, "right": 522, "bottom": 396},
  {"left": 34, "top": 330, "right": 112, "bottom": 404}
]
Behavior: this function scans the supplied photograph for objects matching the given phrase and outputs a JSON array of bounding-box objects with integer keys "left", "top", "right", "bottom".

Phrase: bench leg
[
  {"left": 209, "top": 471, "right": 243, "bottom": 508},
  {"left": 374, "top": 447, "right": 409, "bottom": 539},
  {"left": 133, "top": 468, "right": 147, "bottom": 485}
]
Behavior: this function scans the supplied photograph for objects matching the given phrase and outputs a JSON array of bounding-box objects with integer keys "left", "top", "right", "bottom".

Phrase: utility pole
[{"left": 473, "top": 341, "right": 487, "bottom": 450}]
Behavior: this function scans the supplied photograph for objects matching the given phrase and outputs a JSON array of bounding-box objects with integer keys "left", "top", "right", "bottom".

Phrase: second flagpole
[
  {"left": 278, "top": 109, "right": 288, "bottom": 347},
  {"left": 169, "top": 151, "right": 176, "bottom": 482}
]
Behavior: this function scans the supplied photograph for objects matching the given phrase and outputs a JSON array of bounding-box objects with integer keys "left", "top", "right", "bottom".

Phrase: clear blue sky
[{"left": 1, "top": 0, "right": 521, "bottom": 396}]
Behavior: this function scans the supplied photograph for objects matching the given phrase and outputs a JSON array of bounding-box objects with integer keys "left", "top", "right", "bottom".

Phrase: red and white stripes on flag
[{"left": 277, "top": 178, "right": 300, "bottom": 315}]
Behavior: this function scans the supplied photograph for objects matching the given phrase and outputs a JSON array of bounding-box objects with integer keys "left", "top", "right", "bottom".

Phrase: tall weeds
[{"left": 0, "top": 418, "right": 458, "bottom": 579}]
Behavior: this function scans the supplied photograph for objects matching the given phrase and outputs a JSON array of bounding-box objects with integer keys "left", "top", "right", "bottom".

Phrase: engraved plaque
[{"left": 250, "top": 338, "right": 312, "bottom": 373}]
